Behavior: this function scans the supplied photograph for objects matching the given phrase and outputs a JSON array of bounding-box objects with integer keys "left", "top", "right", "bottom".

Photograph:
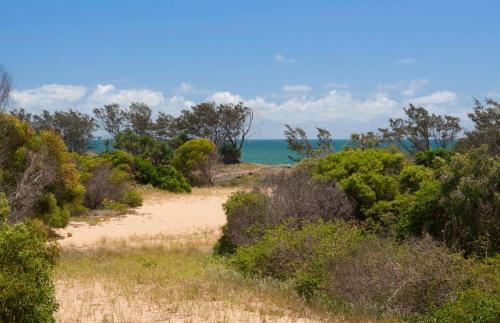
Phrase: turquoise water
[
  {"left": 240, "top": 139, "right": 350, "bottom": 164},
  {"left": 90, "top": 139, "right": 350, "bottom": 165},
  {"left": 90, "top": 139, "right": 451, "bottom": 165}
]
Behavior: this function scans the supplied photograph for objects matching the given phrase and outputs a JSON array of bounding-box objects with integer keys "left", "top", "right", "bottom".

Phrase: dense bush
[
  {"left": 326, "top": 236, "right": 467, "bottom": 316},
  {"left": 172, "top": 138, "right": 217, "bottom": 185},
  {"left": 114, "top": 129, "right": 174, "bottom": 166},
  {"left": 231, "top": 221, "right": 363, "bottom": 300},
  {"left": 220, "top": 142, "right": 241, "bottom": 164},
  {"left": 217, "top": 168, "right": 353, "bottom": 253},
  {"left": 314, "top": 149, "right": 405, "bottom": 221},
  {"left": 0, "top": 221, "right": 59, "bottom": 322},
  {"left": 0, "top": 113, "right": 84, "bottom": 226},
  {"left": 104, "top": 150, "right": 191, "bottom": 193}
]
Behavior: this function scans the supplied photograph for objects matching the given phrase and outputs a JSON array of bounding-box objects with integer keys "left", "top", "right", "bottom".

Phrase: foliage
[
  {"left": 314, "top": 149, "right": 405, "bottom": 221},
  {"left": 220, "top": 141, "right": 241, "bottom": 164},
  {"left": 77, "top": 154, "right": 133, "bottom": 209},
  {"left": 379, "top": 104, "right": 461, "bottom": 154},
  {"left": 217, "top": 168, "right": 353, "bottom": 253},
  {"left": 0, "top": 113, "right": 84, "bottom": 225},
  {"left": 124, "top": 102, "right": 154, "bottom": 136},
  {"left": 436, "top": 146, "right": 499, "bottom": 256},
  {"left": 121, "top": 190, "right": 143, "bottom": 207},
  {"left": 0, "top": 221, "right": 59, "bottom": 322},
  {"left": 414, "top": 147, "right": 454, "bottom": 168},
  {"left": 172, "top": 138, "right": 217, "bottom": 185},
  {"left": 32, "top": 109, "right": 97, "bottom": 153},
  {"left": 284, "top": 125, "right": 333, "bottom": 161},
  {"left": 93, "top": 103, "right": 126, "bottom": 138},
  {"left": 349, "top": 131, "right": 382, "bottom": 150},
  {"left": 114, "top": 129, "right": 174, "bottom": 166},
  {"left": 327, "top": 236, "right": 467, "bottom": 316},
  {"left": 427, "top": 289, "right": 500, "bottom": 323},
  {"left": 231, "top": 221, "right": 363, "bottom": 301},
  {"left": 0, "top": 192, "right": 9, "bottom": 222},
  {"left": 457, "top": 98, "right": 499, "bottom": 156},
  {"left": 104, "top": 150, "right": 191, "bottom": 193}
]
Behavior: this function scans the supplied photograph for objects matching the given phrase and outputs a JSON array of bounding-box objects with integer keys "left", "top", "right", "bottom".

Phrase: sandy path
[{"left": 55, "top": 187, "right": 237, "bottom": 248}]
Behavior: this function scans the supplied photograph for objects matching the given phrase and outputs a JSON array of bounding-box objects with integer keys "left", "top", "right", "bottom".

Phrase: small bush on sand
[
  {"left": 172, "top": 138, "right": 217, "bottom": 185},
  {"left": 0, "top": 221, "right": 59, "bottom": 322},
  {"left": 121, "top": 190, "right": 143, "bottom": 207}
]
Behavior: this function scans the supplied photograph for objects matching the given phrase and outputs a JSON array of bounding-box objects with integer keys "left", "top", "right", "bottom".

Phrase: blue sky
[{"left": 2, "top": 0, "right": 499, "bottom": 138}]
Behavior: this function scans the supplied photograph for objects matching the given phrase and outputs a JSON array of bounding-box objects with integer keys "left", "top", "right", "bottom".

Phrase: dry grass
[{"left": 54, "top": 232, "right": 343, "bottom": 322}]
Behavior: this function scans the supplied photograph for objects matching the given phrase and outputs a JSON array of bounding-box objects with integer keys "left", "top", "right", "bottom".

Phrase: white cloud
[
  {"left": 395, "top": 58, "right": 416, "bottom": 64},
  {"left": 376, "top": 79, "right": 428, "bottom": 97},
  {"left": 12, "top": 84, "right": 87, "bottom": 109},
  {"left": 282, "top": 84, "right": 311, "bottom": 93},
  {"left": 401, "top": 79, "right": 429, "bottom": 97},
  {"left": 207, "top": 91, "right": 243, "bottom": 105},
  {"left": 411, "top": 91, "right": 458, "bottom": 105},
  {"left": 273, "top": 54, "right": 297, "bottom": 64},
  {"left": 89, "top": 84, "right": 165, "bottom": 107},
  {"left": 175, "top": 82, "right": 195, "bottom": 95}
]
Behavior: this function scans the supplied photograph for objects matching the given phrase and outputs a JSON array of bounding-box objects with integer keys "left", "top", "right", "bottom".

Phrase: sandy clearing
[{"left": 55, "top": 187, "right": 238, "bottom": 248}]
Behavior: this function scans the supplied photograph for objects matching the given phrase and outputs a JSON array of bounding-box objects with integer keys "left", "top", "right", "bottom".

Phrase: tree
[
  {"left": 176, "top": 102, "right": 254, "bottom": 163},
  {"left": 172, "top": 138, "right": 217, "bottom": 185},
  {"left": 154, "top": 111, "right": 178, "bottom": 140},
  {"left": 33, "top": 109, "right": 97, "bottom": 153},
  {"left": 0, "top": 67, "right": 12, "bottom": 112},
  {"left": 218, "top": 103, "right": 253, "bottom": 152},
  {"left": 284, "top": 125, "right": 313, "bottom": 162},
  {"left": 125, "top": 102, "right": 153, "bottom": 136},
  {"left": 9, "top": 108, "right": 32, "bottom": 124},
  {"left": 350, "top": 131, "right": 382, "bottom": 150},
  {"left": 114, "top": 129, "right": 173, "bottom": 166},
  {"left": 177, "top": 102, "right": 226, "bottom": 148},
  {"left": 457, "top": 98, "right": 499, "bottom": 156},
  {"left": 379, "top": 104, "right": 461, "bottom": 154},
  {"left": 284, "top": 125, "right": 333, "bottom": 161},
  {"left": 93, "top": 103, "right": 126, "bottom": 138}
]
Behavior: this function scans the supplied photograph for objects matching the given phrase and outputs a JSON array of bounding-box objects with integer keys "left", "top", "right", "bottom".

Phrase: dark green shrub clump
[{"left": 0, "top": 221, "right": 59, "bottom": 322}]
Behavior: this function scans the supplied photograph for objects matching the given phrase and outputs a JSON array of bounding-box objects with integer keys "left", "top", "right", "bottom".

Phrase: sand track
[{"left": 56, "top": 187, "right": 237, "bottom": 248}]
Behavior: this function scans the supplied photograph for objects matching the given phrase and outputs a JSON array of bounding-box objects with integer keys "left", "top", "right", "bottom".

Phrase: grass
[{"left": 54, "top": 232, "right": 345, "bottom": 322}]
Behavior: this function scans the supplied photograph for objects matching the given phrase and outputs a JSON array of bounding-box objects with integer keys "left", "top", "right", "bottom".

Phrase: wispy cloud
[
  {"left": 411, "top": 90, "right": 458, "bottom": 105},
  {"left": 12, "top": 84, "right": 87, "bottom": 109},
  {"left": 273, "top": 53, "right": 297, "bottom": 64},
  {"left": 323, "top": 82, "right": 350, "bottom": 90},
  {"left": 395, "top": 58, "right": 416, "bottom": 65},
  {"left": 282, "top": 84, "right": 311, "bottom": 93}
]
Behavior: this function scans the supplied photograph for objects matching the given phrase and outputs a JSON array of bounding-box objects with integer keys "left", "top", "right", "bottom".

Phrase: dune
[{"left": 56, "top": 187, "right": 238, "bottom": 248}]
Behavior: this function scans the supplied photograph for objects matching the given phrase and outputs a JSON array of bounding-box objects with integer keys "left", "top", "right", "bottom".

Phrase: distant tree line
[
  {"left": 285, "top": 98, "right": 499, "bottom": 158},
  {"left": 9, "top": 100, "right": 253, "bottom": 163}
]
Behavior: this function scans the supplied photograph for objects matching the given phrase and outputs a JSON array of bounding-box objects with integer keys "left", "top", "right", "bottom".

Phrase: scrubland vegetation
[{"left": 1, "top": 64, "right": 499, "bottom": 322}]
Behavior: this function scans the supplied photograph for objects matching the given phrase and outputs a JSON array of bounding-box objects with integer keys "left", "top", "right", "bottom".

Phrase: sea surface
[
  {"left": 90, "top": 139, "right": 351, "bottom": 165},
  {"left": 90, "top": 139, "right": 451, "bottom": 165}
]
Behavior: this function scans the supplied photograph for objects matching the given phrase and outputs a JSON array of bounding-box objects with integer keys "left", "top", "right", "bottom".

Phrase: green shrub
[
  {"left": 231, "top": 221, "right": 363, "bottom": 300},
  {"left": 172, "top": 138, "right": 217, "bottom": 185},
  {"left": 314, "top": 149, "right": 406, "bottom": 221},
  {"left": 0, "top": 221, "right": 59, "bottom": 322},
  {"left": 133, "top": 157, "right": 191, "bottom": 193},
  {"left": 37, "top": 193, "right": 70, "bottom": 228},
  {"left": 102, "top": 199, "right": 128, "bottom": 213},
  {"left": 220, "top": 191, "right": 269, "bottom": 248},
  {"left": 0, "top": 192, "right": 8, "bottom": 222},
  {"left": 220, "top": 142, "right": 241, "bottom": 164},
  {"left": 213, "top": 224, "right": 238, "bottom": 255},
  {"left": 427, "top": 289, "right": 500, "bottom": 323},
  {"left": 326, "top": 236, "right": 467, "bottom": 316},
  {"left": 121, "top": 190, "right": 143, "bottom": 207}
]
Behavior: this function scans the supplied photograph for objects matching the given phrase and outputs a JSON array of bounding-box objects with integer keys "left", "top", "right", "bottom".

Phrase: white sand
[{"left": 56, "top": 187, "right": 237, "bottom": 248}]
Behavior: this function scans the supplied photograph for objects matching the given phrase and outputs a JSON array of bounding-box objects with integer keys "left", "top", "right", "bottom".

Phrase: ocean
[{"left": 90, "top": 139, "right": 351, "bottom": 165}]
